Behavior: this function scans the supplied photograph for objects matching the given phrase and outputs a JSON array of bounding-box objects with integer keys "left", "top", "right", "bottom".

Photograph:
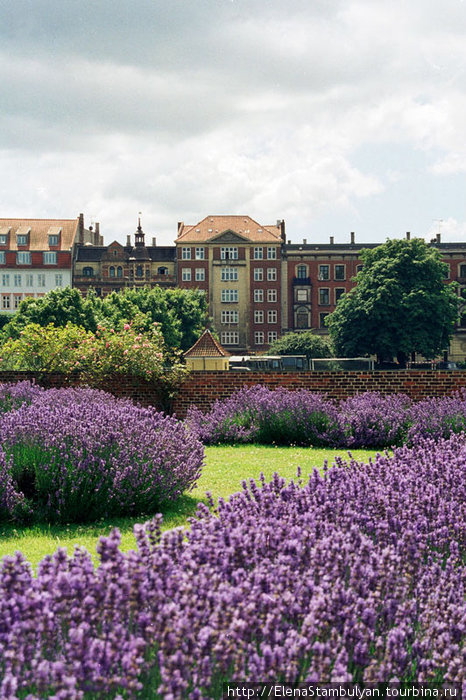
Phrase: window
[
  {"left": 195, "top": 247, "right": 205, "bottom": 260},
  {"left": 221, "top": 267, "right": 238, "bottom": 281},
  {"left": 356, "top": 265, "right": 363, "bottom": 274},
  {"left": 136, "top": 265, "right": 143, "bottom": 278},
  {"left": 43, "top": 252, "right": 57, "bottom": 265},
  {"left": 296, "top": 306, "right": 309, "bottom": 329},
  {"left": 296, "top": 289, "right": 308, "bottom": 302},
  {"left": 16, "top": 252, "right": 31, "bottom": 265},
  {"left": 17, "top": 235, "right": 28, "bottom": 246},
  {"left": 55, "top": 274, "right": 63, "bottom": 287},
  {"left": 254, "top": 310, "right": 264, "bottom": 324},
  {"left": 221, "top": 331, "right": 239, "bottom": 345},
  {"left": 267, "top": 247, "right": 277, "bottom": 260},
  {"left": 26, "top": 274, "right": 33, "bottom": 287},
  {"left": 296, "top": 264, "right": 308, "bottom": 279},
  {"left": 268, "top": 310, "right": 277, "bottom": 324},
  {"left": 254, "top": 331, "right": 264, "bottom": 345},
  {"left": 221, "top": 310, "right": 239, "bottom": 324},
  {"left": 182, "top": 247, "right": 191, "bottom": 260},
  {"left": 267, "top": 289, "right": 277, "bottom": 303},
  {"left": 109, "top": 266, "right": 115, "bottom": 277},
  {"left": 221, "top": 247, "right": 238, "bottom": 260},
  {"left": 319, "top": 312, "right": 329, "bottom": 328},
  {"left": 460, "top": 264, "right": 466, "bottom": 278},
  {"left": 254, "top": 268, "right": 263, "bottom": 281},
  {"left": 221, "top": 289, "right": 238, "bottom": 302},
  {"left": 117, "top": 266, "right": 123, "bottom": 277},
  {"left": 83, "top": 267, "right": 94, "bottom": 277},
  {"left": 14, "top": 274, "right": 21, "bottom": 287},
  {"left": 0, "top": 252, "right": 5, "bottom": 264},
  {"left": 254, "top": 289, "right": 264, "bottom": 303},
  {"left": 48, "top": 235, "right": 59, "bottom": 246},
  {"left": 335, "top": 288, "right": 345, "bottom": 303},
  {"left": 0, "top": 235, "right": 7, "bottom": 245},
  {"left": 14, "top": 295, "right": 22, "bottom": 309},
  {"left": 334, "top": 264, "right": 346, "bottom": 280},
  {"left": 2, "top": 295, "right": 10, "bottom": 309},
  {"left": 195, "top": 268, "right": 205, "bottom": 282},
  {"left": 268, "top": 331, "right": 278, "bottom": 344},
  {"left": 319, "top": 288, "right": 330, "bottom": 305},
  {"left": 267, "top": 268, "right": 277, "bottom": 281},
  {"left": 318, "top": 265, "right": 329, "bottom": 280},
  {"left": 182, "top": 268, "right": 191, "bottom": 282},
  {"left": 2, "top": 274, "right": 9, "bottom": 286},
  {"left": 254, "top": 247, "right": 263, "bottom": 260},
  {"left": 444, "top": 266, "right": 451, "bottom": 280},
  {"left": 37, "top": 274, "right": 45, "bottom": 288}
]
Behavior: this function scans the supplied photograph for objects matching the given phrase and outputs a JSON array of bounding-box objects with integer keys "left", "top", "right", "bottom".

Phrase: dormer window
[
  {"left": 48, "top": 235, "right": 59, "bottom": 246},
  {"left": 16, "top": 227, "right": 30, "bottom": 246},
  {"left": 47, "top": 227, "right": 61, "bottom": 248},
  {"left": 0, "top": 235, "right": 8, "bottom": 246}
]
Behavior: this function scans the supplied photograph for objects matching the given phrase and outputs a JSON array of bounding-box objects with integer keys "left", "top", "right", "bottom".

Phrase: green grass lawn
[{"left": 0, "top": 444, "right": 382, "bottom": 570}]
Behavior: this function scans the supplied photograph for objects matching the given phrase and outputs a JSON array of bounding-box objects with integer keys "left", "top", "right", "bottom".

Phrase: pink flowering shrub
[
  {"left": 0, "top": 435, "right": 464, "bottom": 696},
  {"left": 0, "top": 387, "right": 203, "bottom": 523}
]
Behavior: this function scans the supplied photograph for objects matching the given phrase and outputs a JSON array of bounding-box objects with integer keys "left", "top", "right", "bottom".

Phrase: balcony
[{"left": 293, "top": 276, "right": 311, "bottom": 285}]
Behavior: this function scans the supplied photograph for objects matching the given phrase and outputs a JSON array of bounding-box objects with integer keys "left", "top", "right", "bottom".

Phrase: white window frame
[
  {"left": 318, "top": 265, "right": 329, "bottom": 281},
  {"left": 2, "top": 295, "right": 10, "bottom": 309},
  {"left": 16, "top": 234, "right": 28, "bottom": 246},
  {"left": 254, "top": 247, "right": 263, "bottom": 260},
  {"left": 221, "top": 289, "right": 238, "bottom": 303},
  {"left": 334, "top": 264, "right": 346, "bottom": 281},
  {"left": 195, "top": 268, "right": 205, "bottom": 282},
  {"left": 13, "top": 295, "right": 22, "bottom": 309},
  {"left": 0, "top": 252, "right": 5, "bottom": 264},
  {"left": 254, "top": 310, "right": 264, "bottom": 324},
  {"left": 267, "top": 247, "right": 277, "bottom": 260},
  {"left": 319, "top": 288, "right": 330, "bottom": 305},
  {"left": 26, "top": 274, "right": 33, "bottom": 287},
  {"left": 55, "top": 274, "right": 63, "bottom": 287},
  {"left": 182, "top": 268, "right": 192, "bottom": 282},
  {"left": 220, "top": 247, "right": 238, "bottom": 260},
  {"left": 221, "top": 267, "right": 238, "bottom": 281},
  {"left": 254, "top": 331, "right": 264, "bottom": 345},
  {"left": 14, "top": 274, "right": 21, "bottom": 287},
  {"left": 221, "top": 331, "right": 239, "bottom": 345},
  {"left": 16, "top": 252, "right": 31, "bottom": 265},
  {"left": 48, "top": 235, "right": 59, "bottom": 246},
  {"left": 0, "top": 235, "right": 7, "bottom": 246},
  {"left": 221, "top": 310, "right": 239, "bottom": 325},
  {"left": 254, "top": 289, "right": 264, "bottom": 303},
  {"left": 181, "top": 247, "right": 191, "bottom": 260},
  {"left": 267, "top": 289, "right": 277, "bottom": 303},
  {"left": 2, "top": 273, "right": 9, "bottom": 286},
  {"left": 254, "top": 268, "right": 263, "bottom": 281},
  {"left": 43, "top": 252, "right": 57, "bottom": 265},
  {"left": 267, "top": 268, "right": 277, "bottom": 281},
  {"left": 268, "top": 310, "right": 278, "bottom": 324},
  {"left": 37, "top": 273, "right": 46, "bottom": 288},
  {"left": 268, "top": 331, "right": 278, "bottom": 344},
  {"left": 195, "top": 247, "right": 205, "bottom": 260}
]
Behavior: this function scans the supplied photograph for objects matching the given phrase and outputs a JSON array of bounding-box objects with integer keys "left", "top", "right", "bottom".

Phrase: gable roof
[
  {"left": 0, "top": 217, "right": 80, "bottom": 251},
  {"left": 184, "top": 329, "right": 230, "bottom": 358},
  {"left": 177, "top": 215, "right": 283, "bottom": 244}
]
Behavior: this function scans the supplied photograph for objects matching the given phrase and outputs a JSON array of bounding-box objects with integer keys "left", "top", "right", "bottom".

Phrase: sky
[{"left": 1, "top": 0, "right": 466, "bottom": 247}]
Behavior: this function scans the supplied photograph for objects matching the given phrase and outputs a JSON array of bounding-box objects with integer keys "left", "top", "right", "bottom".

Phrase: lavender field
[{"left": 0, "top": 382, "right": 464, "bottom": 697}]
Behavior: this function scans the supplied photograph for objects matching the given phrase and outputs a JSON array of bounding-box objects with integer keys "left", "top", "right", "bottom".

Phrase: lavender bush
[
  {"left": 339, "top": 392, "right": 413, "bottom": 447},
  {"left": 0, "top": 387, "right": 204, "bottom": 523},
  {"left": 187, "top": 385, "right": 343, "bottom": 446},
  {"left": 0, "top": 380, "right": 43, "bottom": 413},
  {"left": 0, "top": 435, "right": 464, "bottom": 697}
]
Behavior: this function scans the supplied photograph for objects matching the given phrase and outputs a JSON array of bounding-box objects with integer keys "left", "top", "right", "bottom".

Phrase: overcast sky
[{"left": 1, "top": 0, "right": 466, "bottom": 246}]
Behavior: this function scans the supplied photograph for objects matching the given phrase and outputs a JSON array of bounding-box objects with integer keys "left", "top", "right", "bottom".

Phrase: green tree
[
  {"left": 326, "top": 238, "right": 458, "bottom": 364},
  {"left": 3, "top": 287, "right": 97, "bottom": 338},
  {"left": 267, "top": 330, "right": 332, "bottom": 359}
]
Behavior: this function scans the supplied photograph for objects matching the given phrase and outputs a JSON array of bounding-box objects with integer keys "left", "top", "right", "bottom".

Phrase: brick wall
[{"left": 2, "top": 370, "right": 466, "bottom": 418}]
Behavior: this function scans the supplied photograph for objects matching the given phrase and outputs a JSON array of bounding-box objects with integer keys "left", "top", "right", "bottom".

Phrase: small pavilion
[{"left": 184, "top": 329, "right": 230, "bottom": 370}]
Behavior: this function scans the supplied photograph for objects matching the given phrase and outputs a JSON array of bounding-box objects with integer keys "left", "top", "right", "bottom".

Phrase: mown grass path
[{"left": 0, "top": 445, "right": 381, "bottom": 569}]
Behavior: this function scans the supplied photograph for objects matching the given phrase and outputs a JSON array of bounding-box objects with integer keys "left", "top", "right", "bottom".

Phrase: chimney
[
  {"left": 126, "top": 234, "right": 131, "bottom": 246},
  {"left": 152, "top": 237, "right": 156, "bottom": 246},
  {"left": 280, "top": 219, "right": 286, "bottom": 242},
  {"left": 350, "top": 231, "right": 355, "bottom": 244},
  {"left": 406, "top": 231, "right": 410, "bottom": 240},
  {"left": 95, "top": 222, "right": 100, "bottom": 236},
  {"left": 287, "top": 239, "right": 291, "bottom": 245},
  {"left": 436, "top": 233, "right": 441, "bottom": 244},
  {"left": 330, "top": 236, "right": 334, "bottom": 245},
  {"left": 303, "top": 238, "right": 307, "bottom": 245},
  {"left": 78, "top": 213, "right": 84, "bottom": 244}
]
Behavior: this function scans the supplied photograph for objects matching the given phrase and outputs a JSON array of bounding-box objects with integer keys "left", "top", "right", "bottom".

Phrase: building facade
[
  {"left": 176, "top": 215, "right": 285, "bottom": 351},
  {"left": 73, "top": 220, "right": 176, "bottom": 297},
  {"left": 0, "top": 214, "right": 100, "bottom": 313}
]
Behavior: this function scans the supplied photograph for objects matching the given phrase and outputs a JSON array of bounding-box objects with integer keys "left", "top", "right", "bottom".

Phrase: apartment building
[
  {"left": 176, "top": 215, "right": 285, "bottom": 351},
  {"left": 0, "top": 214, "right": 99, "bottom": 313}
]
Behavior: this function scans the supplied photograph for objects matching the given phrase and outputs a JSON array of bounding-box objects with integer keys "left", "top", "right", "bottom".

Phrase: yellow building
[{"left": 184, "top": 329, "right": 230, "bottom": 370}]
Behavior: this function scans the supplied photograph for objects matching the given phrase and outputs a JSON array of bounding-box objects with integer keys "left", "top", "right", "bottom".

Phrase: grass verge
[{"left": 0, "top": 444, "right": 381, "bottom": 569}]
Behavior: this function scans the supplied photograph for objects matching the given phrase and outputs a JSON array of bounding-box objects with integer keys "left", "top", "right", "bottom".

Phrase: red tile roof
[
  {"left": 0, "top": 217, "right": 80, "bottom": 251},
  {"left": 184, "top": 329, "right": 230, "bottom": 357},
  {"left": 177, "top": 215, "right": 282, "bottom": 244}
]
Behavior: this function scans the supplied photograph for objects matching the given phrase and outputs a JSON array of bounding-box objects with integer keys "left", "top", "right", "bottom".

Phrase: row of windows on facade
[
  {"left": 221, "top": 331, "right": 279, "bottom": 346},
  {"left": 81, "top": 266, "right": 170, "bottom": 278},
  {"left": 181, "top": 246, "right": 278, "bottom": 261},
  {"left": 182, "top": 267, "right": 279, "bottom": 282},
  {"left": 220, "top": 310, "right": 278, "bottom": 325},
  {"left": 0, "top": 234, "right": 60, "bottom": 247},
  {"left": 0, "top": 252, "right": 59, "bottom": 265},
  {"left": 0, "top": 273, "right": 63, "bottom": 288}
]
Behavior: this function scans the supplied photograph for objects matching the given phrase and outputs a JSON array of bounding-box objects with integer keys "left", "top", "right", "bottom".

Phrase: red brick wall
[{"left": 1, "top": 370, "right": 466, "bottom": 418}]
